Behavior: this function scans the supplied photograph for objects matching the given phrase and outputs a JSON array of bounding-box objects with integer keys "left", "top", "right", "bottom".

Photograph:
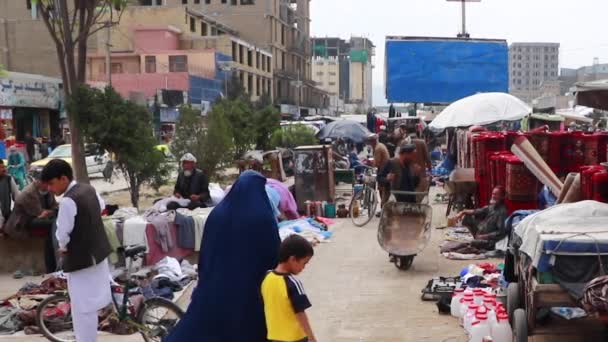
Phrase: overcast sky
[{"left": 310, "top": 0, "right": 608, "bottom": 106}]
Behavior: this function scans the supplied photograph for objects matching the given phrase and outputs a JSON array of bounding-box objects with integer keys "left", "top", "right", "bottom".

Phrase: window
[
  {"left": 201, "top": 22, "right": 208, "bottom": 36},
  {"left": 232, "top": 42, "right": 237, "bottom": 60},
  {"left": 329, "top": 71, "right": 337, "bottom": 76},
  {"left": 544, "top": 71, "right": 548, "bottom": 77},
  {"left": 222, "top": 0, "right": 226, "bottom": 3},
  {"left": 256, "top": 77, "right": 261, "bottom": 96},
  {"left": 281, "top": 27, "right": 285, "bottom": 45},
  {"left": 256, "top": 52, "right": 260, "bottom": 69},
  {"left": 211, "top": 27, "right": 217, "bottom": 36},
  {"left": 182, "top": 0, "right": 188, "bottom": 3},
  {"left": 169, "top": 55, "right": 188, "bottom": 72},
  {"left": 241, "top": 0, "right": 254, "bottom": 4},
  {"left": 190, "top": 17, "right": 196, "bottom": 32},
  {"left": 111, "top": 63, "right": 123, "bottom": 74},
  {"left": 247, "top": 49, "right": 253, "bottom": 67},
  {"left": 194, "top": 0, "right": 200, "bottom": 3},
  {"left": 145, "top": 56, "right": 156, "bottom": 73},
  {"left": 328, "top": 82, "right": 336, "bottom": 86},
  {"left": 239, "top": 45, "right": 244, "bottom": 64},
  {"left": 231, "top": 0, "right": 237, "bottom": 4},
  {"left": 316, "top": 72, "right": 323, "bottom": 76}
]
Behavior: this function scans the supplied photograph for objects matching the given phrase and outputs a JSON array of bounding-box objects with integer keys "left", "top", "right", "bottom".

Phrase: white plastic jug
[
  {"left": 464, "top": 303, "right": 480, "bottom": 334},
  {"left": 459, "top": 296, "right": 474, "bottom": 326},
  {"left": 491, "top": 312, "right": 512, "bottom": 342},
  {"left": 469, "top": 313, "right": 491, "bottom": 342},
  {"left": 473, "top": 289, "right": 486, "bottom": 305},
  {"left": 451, "top": 288, "right": 465, "bottom": 317}
]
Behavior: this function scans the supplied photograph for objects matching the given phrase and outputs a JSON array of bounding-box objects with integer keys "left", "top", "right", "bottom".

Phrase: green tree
[
  {"left": 269, "top": 124, "right": 318, "bottom": 149},
  {"left": 172, "top": 105, "right": 234, "bottom": 178},
  {"left": 0, "top": 64, "right": 6, "bottom": 77},
  {"left": 214, "top": 98, "right": 257, "bottom": 159},
  {"left": 253, "top": 104, "right": 281, "bottom": 151},
  {"left": 33, "top": 0, "right": 127, "bottom": 183},
  {"left": 73, "top": 86, "right": 171, "bottom": 208}
]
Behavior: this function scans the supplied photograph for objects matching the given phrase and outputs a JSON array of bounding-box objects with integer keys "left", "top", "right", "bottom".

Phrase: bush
[{"left": 269, "top": 124, "right": 318, "bottom": 149}]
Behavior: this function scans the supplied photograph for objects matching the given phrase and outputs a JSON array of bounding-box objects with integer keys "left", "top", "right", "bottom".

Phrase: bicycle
[
  {"left": 36, "top": 245, "right": 184, "bottom": 342},
  {"left": 349, "top": 165, "right": 379, "bottom": 227}
]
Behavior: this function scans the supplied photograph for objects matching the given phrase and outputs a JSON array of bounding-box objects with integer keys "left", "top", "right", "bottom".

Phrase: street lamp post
[{"left": 446, "top": 0, "right": 481, "bottom": 38}]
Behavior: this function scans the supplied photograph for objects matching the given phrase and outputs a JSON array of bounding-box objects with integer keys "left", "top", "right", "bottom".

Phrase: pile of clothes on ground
[
  {"left": 0, "top": 256, "right": 196, "bottom": 337},
  {"left": 278, "top": 217, "right": 334, "bottom": 245},
  {"left": 440, "top": 227, "right": 505, "bottom": 260}
]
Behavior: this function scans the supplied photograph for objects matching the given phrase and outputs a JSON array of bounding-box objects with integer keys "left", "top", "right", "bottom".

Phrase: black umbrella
[{"left": 316, "top": 120, "right": 371, "bottom": 144}]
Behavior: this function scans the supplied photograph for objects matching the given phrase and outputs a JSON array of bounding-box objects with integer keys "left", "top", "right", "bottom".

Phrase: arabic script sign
[{"left": 0, "top": 73, "right": 61, "bottom": 109}]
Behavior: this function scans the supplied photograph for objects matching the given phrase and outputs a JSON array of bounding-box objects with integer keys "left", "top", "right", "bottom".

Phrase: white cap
[{"left": 180, "top": 153, "right": 197, "bottom": 163}]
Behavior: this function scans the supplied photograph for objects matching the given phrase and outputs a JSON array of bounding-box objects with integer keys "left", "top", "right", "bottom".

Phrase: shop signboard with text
[{"left": 0, "top": 72, "right": 62, "bottom": 109}]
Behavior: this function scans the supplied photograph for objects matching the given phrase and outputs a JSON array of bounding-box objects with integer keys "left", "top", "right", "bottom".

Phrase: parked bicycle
[
  {"left": 349, "top": 166, "right": 379, "bottom": 227},
  {"left": 36, "top": 245, "right": 184, "bottom": 342}
]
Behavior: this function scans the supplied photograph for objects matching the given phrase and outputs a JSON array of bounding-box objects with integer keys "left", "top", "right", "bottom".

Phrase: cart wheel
[
  {"left": 394, "top": 256, "right": 414, "bottom": 271},
  {"left": 513, "top": 308, "right": 528, "bottom": 342},
  {"left": 507, "top": 282, "right": 521, "bottom": 323}
]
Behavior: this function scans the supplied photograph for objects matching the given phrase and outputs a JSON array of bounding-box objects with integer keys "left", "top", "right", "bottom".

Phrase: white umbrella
[{"left": 429, "top": 92, "right": 532, "bottom": 130}]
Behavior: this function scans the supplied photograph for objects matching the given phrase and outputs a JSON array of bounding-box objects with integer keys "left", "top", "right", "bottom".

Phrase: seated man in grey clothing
[{"left": 456, "top": 186, "right": 509, "bottom": 251}]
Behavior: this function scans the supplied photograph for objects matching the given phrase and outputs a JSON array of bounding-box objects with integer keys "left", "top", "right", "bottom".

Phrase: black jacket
[{"left": 174, "top": 169, "right": 210, "bottom": 202}]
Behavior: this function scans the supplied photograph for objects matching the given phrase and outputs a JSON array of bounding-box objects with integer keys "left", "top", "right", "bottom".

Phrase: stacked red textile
[
  {"left": 526, "top": 132, "right": 551, "bottom": 163},
  {"left": 472, "top": 133, "right": 505, "bottom": 207},
  {"left": 597, "top": 132, "right": 608, "bottom": 164},
  {"left": 581, "top": 166, "right": 605, "bottom": 200},
  {"left": 505, "top": 155, "right": 539, "bottom": 203},
  {"left": 549, "top": 131, "right": 569, "bottom": 174},
  {"left": 563, "top": 132, "right": 587, "bottom": 173},
  {"left": 582, "top": 134, "right": 600, "bottom": 166},
  {"left": 592, "top": 172, "right": 608, "bottom": 203}
]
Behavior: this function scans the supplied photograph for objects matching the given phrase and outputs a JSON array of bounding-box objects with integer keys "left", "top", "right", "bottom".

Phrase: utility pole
[
  {"left": 105, "top": 21, "right": 112, "bottom": 85},
  {"left": 447, "top": 0, "right": 481, "bottom": 38}
]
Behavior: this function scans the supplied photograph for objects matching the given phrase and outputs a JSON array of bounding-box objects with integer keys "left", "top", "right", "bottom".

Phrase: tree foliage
[
  {"left": 269, "top": 124, "right": 318, "bottom": 149},
  {"left": 172, "top": 106, "right": 234, "bottom": 178},
  {"left": 33, "top": 0, "right": 127, "bottom": 183},
  {"left": 253, "top": 104, "right": 281, "bottom": 151},
  {"left": 0, "top": 64, "right": 6, "bottom": 77},
  {"left": 71, "top": 86, "right": 171, "bottom": 208}
]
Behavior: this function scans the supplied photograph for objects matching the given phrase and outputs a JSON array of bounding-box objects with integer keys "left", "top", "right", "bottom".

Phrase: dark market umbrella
[{"left": 316, "top": 119, "right": 371, "bottom": 144}]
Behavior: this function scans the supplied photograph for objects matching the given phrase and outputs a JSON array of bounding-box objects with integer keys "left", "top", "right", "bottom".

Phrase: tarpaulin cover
[
  {"left": 514, "top": 201, "right": 608, "bottom": 271},
  {"left": 385, "top": 38, "right": 509, "bottom": 103}
]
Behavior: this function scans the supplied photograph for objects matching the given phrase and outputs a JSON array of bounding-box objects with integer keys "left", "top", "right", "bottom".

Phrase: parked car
[{"left": 29, "top": 144, "right": 110, "bottom": 177}]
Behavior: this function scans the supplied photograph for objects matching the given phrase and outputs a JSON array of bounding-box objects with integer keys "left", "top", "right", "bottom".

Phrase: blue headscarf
[{"left": 166, "top": 171, "right": 281, "bottom": 342}]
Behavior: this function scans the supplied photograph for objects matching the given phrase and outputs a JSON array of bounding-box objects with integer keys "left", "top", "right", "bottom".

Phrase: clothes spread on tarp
[
  {"left": 278, "top": 218, "right": 333, "bottom": 243},
  {"left": 152, "top": 197, "right": 191, "bottom": 212},
  {"left": 175, "top": 208, "right": 212, "bottom": 251},
  {"left": 208, "top": 183, "right": 225, "bottom": 206},
  {"left": 144, "top": 210, "right": 174, "bottom": 253},
  {"left": 166, "top": 171, "right": 280, "bottom": 342},
  {"left": 102, "top": 218, "right": 121, "bottom": 264}
]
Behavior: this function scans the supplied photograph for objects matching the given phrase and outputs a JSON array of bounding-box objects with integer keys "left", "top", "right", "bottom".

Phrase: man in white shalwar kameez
[{"left": 41, "top": 159, "right": 112, "bottom": 342}]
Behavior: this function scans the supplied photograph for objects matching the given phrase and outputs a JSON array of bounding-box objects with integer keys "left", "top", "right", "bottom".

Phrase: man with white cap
[{"left": 168, "top": 153, "right": 210, "bottom": 210}]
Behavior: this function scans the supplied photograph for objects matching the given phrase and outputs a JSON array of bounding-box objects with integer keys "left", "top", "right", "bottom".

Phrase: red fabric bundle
[
  {"left": 526, "top": 132, "right": 551, "bottom": 163},
  {"left": 581, "top": 166, "right": 606, "bottom": 200},
  {"left": 592, "top": 172, "right": 608, "bottom": 203},
  {"left": 597, "top": 132, "right": 608, "bottom": 164},
  {"left": 505, "top": 131, "right": 524, "bottom": 152},
  {"left": 472, "top": 133, "right": 506, "bottom": 207},
  {"left": 549, "top": 131, "right": 569, "bottom": 174},
  {"left": 505, "top": 199, "right": 538, "bottom": 214},
  {"left": 489, "top": 151, "right": 512, "bottom": 190},
  {"left": 505, "top": 155, "right": 539, "bottom": 202},
  {"left": 582, "top": 134, "right": 600, "bottom": 166},
  {"left": 564, "top": 132, "right": 586, "bottom": 173}
]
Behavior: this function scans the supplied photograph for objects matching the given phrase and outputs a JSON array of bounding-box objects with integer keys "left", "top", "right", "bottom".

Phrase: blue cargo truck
[{"left": 385, "top": 36, "right": 509, "bottom": 104}]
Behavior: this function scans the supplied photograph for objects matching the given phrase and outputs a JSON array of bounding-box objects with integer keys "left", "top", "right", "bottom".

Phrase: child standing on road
[{"left": 261, "top": 235, "right": 316, "bottom": 342}]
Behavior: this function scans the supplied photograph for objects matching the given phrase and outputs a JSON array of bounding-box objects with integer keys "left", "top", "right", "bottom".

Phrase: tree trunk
[{"left": 128, "top": 173, "right": 140, "bottom": 209}]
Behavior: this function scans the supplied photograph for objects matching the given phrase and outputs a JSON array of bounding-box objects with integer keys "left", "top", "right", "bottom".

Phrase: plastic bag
[{"left": 550, "top": 307, "right": 587, "bottom": 320}]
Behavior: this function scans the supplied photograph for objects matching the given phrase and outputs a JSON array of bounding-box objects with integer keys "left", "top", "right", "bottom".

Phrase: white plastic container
[
  {"left": 464, "top": 303, "right": 480, "bottom": 334},
  {"left": 451, "top": 288, "right": 465, "bottom": 317},
  {"left": 473, "top": 289, "right": 486, "bottom": 305},
  {"left": 491, "top": 312, "right": 512, "bottom": 342},
  {"left": 469, "top": 313, "right": 491, "bottom": 342},
  {"left": 459, "top": 295, "right": 474, "bottom": 326}
]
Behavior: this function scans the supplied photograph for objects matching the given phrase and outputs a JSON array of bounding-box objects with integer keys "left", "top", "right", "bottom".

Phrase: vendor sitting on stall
[
  {"left": 168, "top": 153, "right": 210, "bottom": 210},
  {"left": 456, "top": 186, "right": 509, "bottom": 251},
  {"left": 377, "top": 142, "right": 428, "bottom": 204}
]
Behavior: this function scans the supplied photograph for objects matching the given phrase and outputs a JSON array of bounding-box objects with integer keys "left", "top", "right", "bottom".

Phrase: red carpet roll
[
  {"left": 506, "top": 155, "right": 539, "bottom": 202},
  {"left": 581, "top": 166, "right": 605, "bottom": 200},
  {"left": 592, "top": 172, "right": 608, "bottom": 203}
]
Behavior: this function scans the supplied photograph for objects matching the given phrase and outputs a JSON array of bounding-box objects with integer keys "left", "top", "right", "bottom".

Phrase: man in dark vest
[
  {"left": 41, "top": 159, "right": 111, "bottom": 342},
  {"left": 168, "top": 153, "right": 210, "bottom": 210},
  {"left": 377, "top": 142, "right": 428, "bottom": 204},
  {"left": 0, "top": 160, "right": 20, "bottom": 231}
]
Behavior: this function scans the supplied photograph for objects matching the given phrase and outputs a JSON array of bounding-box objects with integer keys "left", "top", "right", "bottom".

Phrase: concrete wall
[
  {"left": 134, "top": 28, "right": 180, "bottom": 51},
  {"left": 312, "top": 58, "right": 340, "bottom": 95},
  {"left": 93, "top": 72, "right": 191, "bottom": 98}
]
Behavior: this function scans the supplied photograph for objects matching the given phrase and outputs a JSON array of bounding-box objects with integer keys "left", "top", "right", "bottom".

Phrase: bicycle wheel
[
  {"left": 137, "top": 297, "right": 184, "bottom": 342},
  {"left": 350, "top": 186, "right": 378, "bottom": 227},
  {"left": 36, "top": 294, "right": 75, "bottom": 342}
]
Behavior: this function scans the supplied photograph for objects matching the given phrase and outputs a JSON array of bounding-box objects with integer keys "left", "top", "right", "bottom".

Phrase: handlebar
[{"left": 391, "top": 190, "right": 429, "bottom": 196}]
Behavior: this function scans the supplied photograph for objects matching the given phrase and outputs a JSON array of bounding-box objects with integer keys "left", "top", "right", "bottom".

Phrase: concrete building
[
  {"left": 92, "top": 6, "right": 273, "bottom": 102},
  {"left": 0, "top": 1, "right": 61, "bottom": 77},
  {"left": 509, "top": 42, "right": 560, "bottom": 103},
  {"left": 140, "top": 0, "right": 330, "bottom": 115},
  {"left": 560, "top": 59, "right": 608, "bottom": 94},
  {"left": 311, "top": 37, "right": 375, "bottom": 114}
]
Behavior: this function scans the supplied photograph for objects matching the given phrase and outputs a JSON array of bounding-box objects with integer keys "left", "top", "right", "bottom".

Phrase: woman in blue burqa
[{"left": 166, "top": 171, "right": 281, "bottom": 342}]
